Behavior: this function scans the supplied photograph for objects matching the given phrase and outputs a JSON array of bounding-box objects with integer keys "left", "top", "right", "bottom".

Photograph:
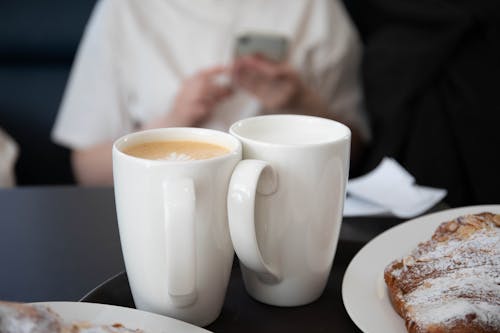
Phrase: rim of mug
[
  {"left": 113, "top": 127, "right": 242, "bottom": 165},
  {"left": 229, "top": 114, "right": 351, "bottom": 148}
]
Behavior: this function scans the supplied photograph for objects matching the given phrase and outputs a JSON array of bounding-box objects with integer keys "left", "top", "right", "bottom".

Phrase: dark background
[{"left": 0, "top": 0, "right": 97, "bottom": 185}]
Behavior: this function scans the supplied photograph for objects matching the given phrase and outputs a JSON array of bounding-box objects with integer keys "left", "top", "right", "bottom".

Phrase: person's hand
[
  {"left": 232, "top": 55, "right": 304, "bottom": 110},
  {"left": 148, "top": 66, "right": 233, "bottom": 128}
]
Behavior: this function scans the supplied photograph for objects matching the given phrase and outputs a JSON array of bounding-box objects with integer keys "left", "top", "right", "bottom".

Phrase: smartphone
[{"left": 234, "top": 33, "right": 289, "bottom": 62}]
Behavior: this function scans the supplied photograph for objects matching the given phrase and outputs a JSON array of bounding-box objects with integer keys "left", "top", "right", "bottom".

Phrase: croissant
[{"left": 384, "top": 212, "right": 500, "bottom": 333}]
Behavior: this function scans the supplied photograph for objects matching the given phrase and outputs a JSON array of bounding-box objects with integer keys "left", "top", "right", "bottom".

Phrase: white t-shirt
[{"left": 52, "top": 0, "right": 369, "bottom": 149}]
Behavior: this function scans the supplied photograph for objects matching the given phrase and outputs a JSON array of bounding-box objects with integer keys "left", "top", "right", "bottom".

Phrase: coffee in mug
[
  {"left": 123, "top": 140, "right": 230, "bottom": 161},
  {"left": 113, "top": 128, "right": 241, "bottom": 326}
]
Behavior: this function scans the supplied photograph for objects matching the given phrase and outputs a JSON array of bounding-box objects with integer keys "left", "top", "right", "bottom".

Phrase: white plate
[
  {"left": 342, "top": 204, "right": 500, "bottom": 333},
  {"left": 32, "top": 302, "right": 212, "bottom": 333}
]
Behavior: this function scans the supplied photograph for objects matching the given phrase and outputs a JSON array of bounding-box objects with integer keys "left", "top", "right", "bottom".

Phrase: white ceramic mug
[
  {"left": 228, "top": 115, "right": 351, "bottom": 306},
  {"left": 112, "top": 128, "right": 242, "bottom": 326}
]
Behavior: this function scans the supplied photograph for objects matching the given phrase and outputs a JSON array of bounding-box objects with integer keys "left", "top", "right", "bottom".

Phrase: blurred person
[
  {"left": 0, "top": 127, "right": 18, "bottom": 187},
  {"left": 358, "top": 0, "right": 500, "bottom": 205},
  {"left": 52, "top": 0, "right": 369, "bottom": 186}
]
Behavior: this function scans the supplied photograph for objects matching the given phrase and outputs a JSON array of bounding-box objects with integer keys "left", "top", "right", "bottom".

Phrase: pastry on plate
[
  {"left": 0, "top": 301, "right": 142, "bottom": 333},
  {"left": 384, "top": 212, "right": 500, "bottom": 333}
]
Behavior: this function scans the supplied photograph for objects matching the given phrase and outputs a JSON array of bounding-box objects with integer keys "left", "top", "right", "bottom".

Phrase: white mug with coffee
[
  {"left": 113, "top": 128, "right": 241, "bottom": 326},
  {"left": 228, "top": 115, "right": 350, "bottom": 306}
]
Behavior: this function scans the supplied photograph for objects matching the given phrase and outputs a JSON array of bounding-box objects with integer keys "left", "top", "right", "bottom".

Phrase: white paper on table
[
  {"left": 343, "top": 157, "right": 447, "bottom": 218},
  {"left": 343, "top": 195, "right": 391, "bottom": 217}
]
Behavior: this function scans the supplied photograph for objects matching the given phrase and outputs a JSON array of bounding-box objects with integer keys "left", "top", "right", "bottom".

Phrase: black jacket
[{"left": 355, "top": 0, "right": 500, "bottom": 206}]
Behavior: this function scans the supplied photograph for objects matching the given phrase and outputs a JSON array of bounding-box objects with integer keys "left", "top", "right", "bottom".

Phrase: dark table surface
[{"left": 0, "top": 186, "right": 412, "bottom": 332}]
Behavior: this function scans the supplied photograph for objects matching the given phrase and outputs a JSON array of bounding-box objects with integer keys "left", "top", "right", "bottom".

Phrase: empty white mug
[
  {"left": 113, "top": 128, "right": 241, "bottom": 326},
  {"left": 228, "top": 115, "right": 351, "bottom": 306}
]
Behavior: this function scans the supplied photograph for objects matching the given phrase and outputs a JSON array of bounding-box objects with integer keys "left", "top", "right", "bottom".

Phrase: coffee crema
[{"left": 123, "top": 140, "right": 230, "bottom": 161}]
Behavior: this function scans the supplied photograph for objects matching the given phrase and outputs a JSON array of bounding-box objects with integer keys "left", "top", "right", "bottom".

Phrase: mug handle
[
  {"left": 227, "top": 159, "right": 280, "bottom": 282},
  {"left": 163, "top": 178, "right": 197, "bottom": 307}
]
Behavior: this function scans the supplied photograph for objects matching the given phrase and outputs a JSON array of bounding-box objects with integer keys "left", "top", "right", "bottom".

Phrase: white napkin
[{"left": 343, "top": 157, "right": 447, "bottom": 218}]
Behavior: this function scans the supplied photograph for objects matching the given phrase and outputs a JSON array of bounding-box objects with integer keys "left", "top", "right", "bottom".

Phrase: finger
[
  {"left": 197, "top": 83, "right": 232, "bottom": 107},
  {"left": 234, "top": 60, "right": 265, "bottom": 85},
  {"left": 200, "top": 65, "right": 230, "bottom": 77},
  {"left": 210, "top": 85, "right": 234, "bottom": 102},
  {"left": 216, "top": 87, "right": 234, "bottom": 98},
  {"left": 235, "top": 69, "right": 262, "bottom": 93},
  {"left": 237, "top": 55, "right": 286, "bottom": 78},
  {"left": 231, "top": 59, "right": 250, "bottom": 83}
]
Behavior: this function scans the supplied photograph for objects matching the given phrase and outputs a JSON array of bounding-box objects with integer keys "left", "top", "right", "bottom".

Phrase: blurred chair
[{"left": 0, "top": 0, "right": 97, "bottom": 185}]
